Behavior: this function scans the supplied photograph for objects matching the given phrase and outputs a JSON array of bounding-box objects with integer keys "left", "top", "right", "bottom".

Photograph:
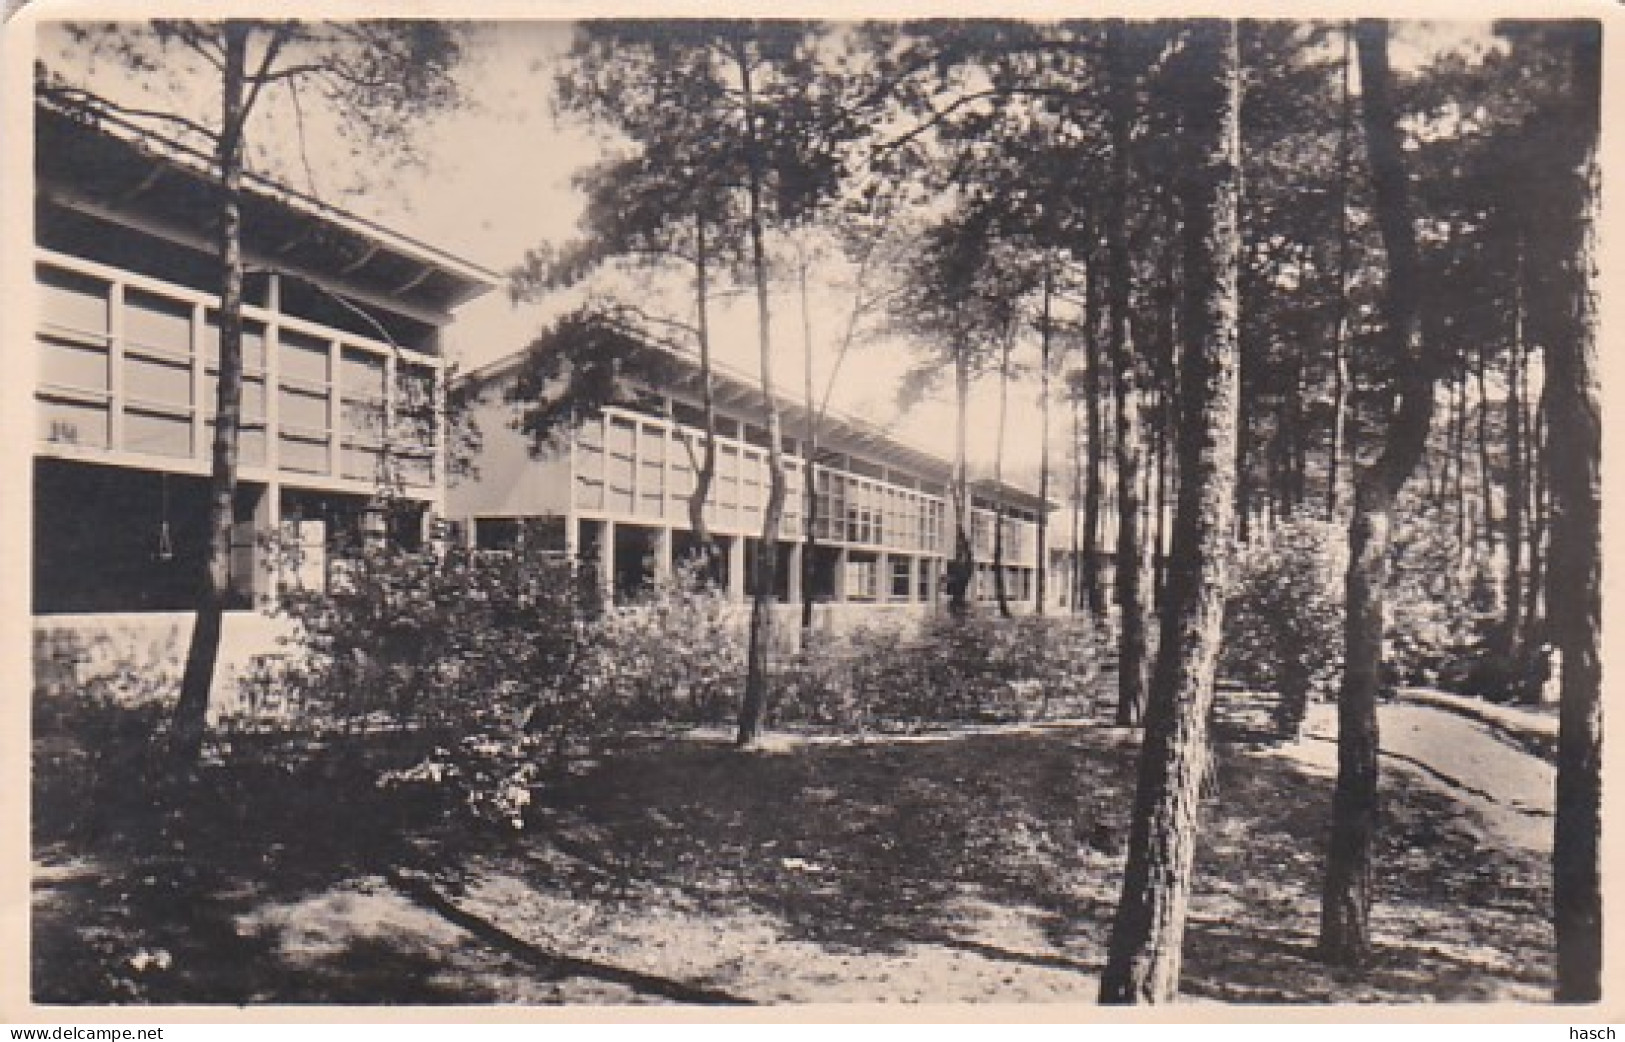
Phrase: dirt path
[{"left": 1296, "top": 699, "right": 1554, "bottom": 854}]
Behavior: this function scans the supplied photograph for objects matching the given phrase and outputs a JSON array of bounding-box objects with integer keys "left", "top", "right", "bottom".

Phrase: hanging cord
[{"left": 156, "top": 471, "right": 175, "bottom": 562}]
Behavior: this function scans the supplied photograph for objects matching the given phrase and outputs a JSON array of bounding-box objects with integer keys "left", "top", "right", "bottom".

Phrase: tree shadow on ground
[
  {"left": 34, "top": 692, "right": 1554, "bottom": 1004},
  {"left": 452, "top": 716, "right": 1550, "bottom": 1002}
]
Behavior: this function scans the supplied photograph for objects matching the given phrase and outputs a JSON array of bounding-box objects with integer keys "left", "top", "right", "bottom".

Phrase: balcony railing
[{"left": 36, "top": 250, "right": 442, "bottom": 493}]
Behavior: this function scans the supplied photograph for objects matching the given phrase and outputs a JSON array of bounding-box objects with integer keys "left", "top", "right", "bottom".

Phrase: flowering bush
[{"left": 1220, "top": 518, "right": 1346, "bottom": 737}]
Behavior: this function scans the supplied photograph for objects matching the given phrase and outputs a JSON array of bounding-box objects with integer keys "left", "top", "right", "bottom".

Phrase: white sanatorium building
[
  {"left": 451, "top": 346, "right": 1053, "bottom": 628},
  {"left": 31, "top": 99, "right": 1057, "bottom": 699}
]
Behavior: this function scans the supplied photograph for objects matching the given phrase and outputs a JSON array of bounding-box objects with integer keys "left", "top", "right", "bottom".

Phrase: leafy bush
[
  {"left": 261, "top": 539, "right": 602, "bottom": 827},
  {"left": 774, "top": 613, "right": 1107, "bottom": 730},
  {"left": 1385, "top": 501, "right": 1503, "bottom": 693},
  {"left": 1221, "top": 518, "right": 1346, "bottom": 737},
  {"left": 582, "top": 563, "right": 746, "bottom": 726}
]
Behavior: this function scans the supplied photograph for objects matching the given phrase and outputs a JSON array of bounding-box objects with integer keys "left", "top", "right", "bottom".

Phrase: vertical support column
[
  {"left": 108, "top": 281, "right": 125, "bottom": 451},
  {"left": 786, "top": 539, "right": 803, "bottom": 606},
  {"left": 728, "top": 534, "right": 746, "bottom": 602},
  {"left": 251, "top": 481, "right": 278, "bottom": 608},
  {"left": 384, "top": 347, "right": 400, "bottom": 493},
  {"left": 655, "top": 525, "right": 673, "bottom": 586},
  {"left": 327, "top": 337, "right": 341, "bottom": 478},
  {"left": 835, "top": 546, "right": 849, "bottom": 603},
  {"left": 599, "top": 518, "right": 616, "bottom": 604},
  {"left": 264, "top": 291, "right": 281, "bottom": 475},
  {"left": 906, "top": 554, "right": 919, "bottom": 606},
  {"left": 430, "top": 327, "right": 448, "bottom": 511},
  {"left": 190, "top": 301, "right": 207, "bottom": 461},
  {"left": 878, "top": 550, "right": 891, "bottom": 605}
]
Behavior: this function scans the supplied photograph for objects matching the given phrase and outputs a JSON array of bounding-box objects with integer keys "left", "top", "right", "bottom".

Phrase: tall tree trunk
[
  {"left": 1036, "top": 265, "right": 1053, "bottom": 615},
  {"left": 1106, "top": 20, "right": 1150, "bottom": 726},
  {"left": 1321, "top": 19, "right": 1438, "bottom": 966},
  {"left": 1525, "top": 23, "right": 1602, "bottom": 1002},
  {"left": 1454, "top": 370, "right": 1470, "bottom": 560},
  {"left": 1501, "top": 236, "right": 1527, "bottom": 667},
  {"left": 946, "top": 347, "right": 975, "bottom": 615},
  {"left": 800, "top": 257, "right": 821, "bottom": 636},
  {"left": 1083, "top": 250, "right": 1108, "bottom": 616},
  {"left": 1475, "top": 339, "right": 1497, "bottom": 555},
  {"left": 734, "top": 43, "right": 786, "bottom": 749},
  {"left": 1070, "top": 371, "right": 1085, "bottom": 613},
  {"left": 1521, "top": 392, "right": 1548, "bottom": 657},
  {"left": 171, "top": 25, "right": 250, "bottom": 769},
  {"left": 993, "top": 332, "right": 1013, "bottom": 619},
  {"left": 688, "top": 212, "right": 721, "bottom": 578},
  {"left": 1099, "top": 21, "right": 1241, "bottom": 1002}
]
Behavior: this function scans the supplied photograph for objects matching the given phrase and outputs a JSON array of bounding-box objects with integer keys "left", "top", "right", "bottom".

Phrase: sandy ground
[{"left": 33, "top": 696, "right": 1557, "bottom": 1006}]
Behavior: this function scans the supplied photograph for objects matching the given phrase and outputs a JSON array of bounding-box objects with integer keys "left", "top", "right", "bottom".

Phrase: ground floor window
[
  {"left": 846, "top": 552, "right": 879, "bottom": 602},
  {"left": 890, "top": 556, "right": 911, "bottom": 601},
  {"left": 672, "top": 528, "right": 728, "bottom": 588},
  {"left": 743, "top": 538, "right": 793, "bottom": 602},
  {"left": 807, "top": 545, "right": 840, "bottom": 602},
  {"left": 917, "top": 558, "right": 935, "bottom": 602}
]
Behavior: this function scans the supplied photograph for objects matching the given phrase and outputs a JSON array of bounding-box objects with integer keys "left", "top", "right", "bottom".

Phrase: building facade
[
  {"left": 450, "top": 345, "right": 1054, "bottom": 627},
  {"left": 32, "top": 101, "right": 495, "bottom": 690}
]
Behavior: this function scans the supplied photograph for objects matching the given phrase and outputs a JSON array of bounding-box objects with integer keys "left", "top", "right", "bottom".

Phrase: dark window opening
[{"left": 34, "top": 458, "right": 257, "bottom": 614}]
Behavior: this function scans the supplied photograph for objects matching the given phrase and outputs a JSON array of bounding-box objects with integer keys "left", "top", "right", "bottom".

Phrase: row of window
[
  {"left": 36, "top": 259, "right": 438, "bottom": 486},
  {"left": 573, "top": 407, "right": 954, "bottom": 552},
  {"left": 969, "top": 506, "right": 1035, "bottom": 563}
]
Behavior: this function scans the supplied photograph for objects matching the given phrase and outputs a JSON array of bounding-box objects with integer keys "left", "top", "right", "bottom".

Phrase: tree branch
[
  {"left": 38, "top": 82, "right": 219, "bottom": 144},
  {"left": 239, "top": 24, "right": 293, "bottom": 123}
]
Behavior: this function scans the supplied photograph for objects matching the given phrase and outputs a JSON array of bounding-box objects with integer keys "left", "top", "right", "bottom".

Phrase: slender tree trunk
[
  {"left": 1521, "top": 392, "right": 1548, "bottom": 656},
  {"left": 1106, "top": 20, "right": 1149, "bottom": 725},
  {"left": 1524, "top": 24, "right": 1602, "bottom": 1002},
  {"left": 993, "top": 332, "right": 1013, "bottom": 619},
  {"left": 1070, "top": 373, "right": 1085, "bottom": 613},
  {"left": 1321, "top": 20, "right": 1438, "bottom": 966},
  {"left": 1475, "top": 339, "right": 1497, "bottom": 555},
  {"left": 1501, "top": 236, "right": 1527, "bottom": 666},
  {"left": 1100, "top": 21, "right": 1241, "bottom": 1001},
  {"left": 800, "top": 258, "right": 821, "bottom": 636},
  {"left": 1083, "top": 251, "right": 1108, "bottom": 617},
  {"left": 946, "top": 347, "right": 975, "bottom": 615},
  {"left": 734, "top": 43, "right": 786, "bottom": 749},
  {"left": 688, "top": 212, "right": 721, "bottom": 578},
  {"left": 171, "top": 25, "right": 250, "bottom": 769},
  {"left": 1454, "top": 370, "right": 1470, "bottom": 560},
  {"left": 1037, "top": 265, "right": 1053, "bottom": 615}
]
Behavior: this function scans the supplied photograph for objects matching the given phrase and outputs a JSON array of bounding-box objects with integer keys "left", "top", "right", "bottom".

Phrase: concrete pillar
[
  {"left": 654, "top": 525, "right": 673, "bottom": 586},
  {"left": 599, "top": 518, "right": 616, "bottom": 604},
  {"left": 786, "top": 540, "right": 803, "bottom": 605},
  {"left": 835, "top": 546, "right": 849, "bottom": 603},
  {"left": 728, "top": 534, "right": 746, "bottom": 601},
  {"left": 878, "top": 550, "right": 891, "bottom": 604},
  {"left": 906, "top": 554, "right": 919, "bottom": 605}
]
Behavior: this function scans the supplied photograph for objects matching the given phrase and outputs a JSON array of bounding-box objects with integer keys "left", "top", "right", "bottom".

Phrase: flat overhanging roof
[{"left": 35, "top": 99, "right": 499, "bottom": 318}]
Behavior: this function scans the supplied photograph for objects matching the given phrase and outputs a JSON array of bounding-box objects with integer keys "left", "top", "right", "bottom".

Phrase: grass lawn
[{"left": 31, "top": 697, "right": 1553, "bottom": 1005}]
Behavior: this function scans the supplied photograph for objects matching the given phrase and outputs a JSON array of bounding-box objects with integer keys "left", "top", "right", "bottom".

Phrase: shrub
[
  {"left": 1385, "top": 500, "right": 1503, "bottom": 694},
  {"left": 774, "top": 613, "right": 1107, "bottom": 730},
  {"left": 1221, "top": 518, "right": 1346, "bottom": 737},
  {"left": 262, "top": 538, "right": 602, "bottom": 828},
  {"left": 581, "top": 563, "right": 746, "bottom": 726}
]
